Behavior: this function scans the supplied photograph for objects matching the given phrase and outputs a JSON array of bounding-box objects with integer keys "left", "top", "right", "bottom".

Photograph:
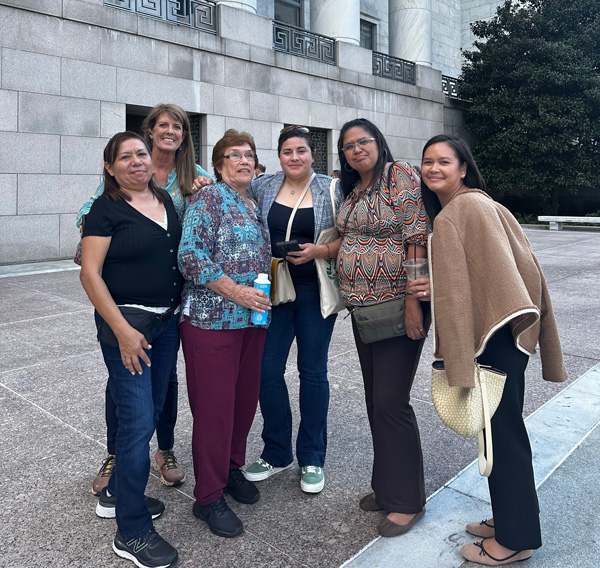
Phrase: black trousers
[
  {"left": 478, "top": 324, "right": 542, "bottom": 551},
  {"left": 352, "top": 309, "right": 430, "bottom": 514}
]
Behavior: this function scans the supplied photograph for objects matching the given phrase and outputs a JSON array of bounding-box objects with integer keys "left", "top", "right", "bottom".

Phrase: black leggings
[{"left": 478, "top": 324, "right": 541, "bottom": 551}]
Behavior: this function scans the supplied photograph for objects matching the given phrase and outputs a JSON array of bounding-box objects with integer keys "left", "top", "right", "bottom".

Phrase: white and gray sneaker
[{"left": 242, "top": 458, "right": 293, "bottom": 481}]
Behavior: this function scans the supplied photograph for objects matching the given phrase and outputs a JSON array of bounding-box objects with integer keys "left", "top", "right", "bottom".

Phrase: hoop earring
[
  {"left": 344, "top": 162, "right": 354, "bottom": 173},
  {"left": 383, "top": 148, "right": 388, "bottom": 161}
]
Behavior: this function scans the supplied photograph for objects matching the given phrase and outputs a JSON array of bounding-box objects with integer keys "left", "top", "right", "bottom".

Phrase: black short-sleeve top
[{"left": 83, "top": 194, "right": 183, "bottom": 308}]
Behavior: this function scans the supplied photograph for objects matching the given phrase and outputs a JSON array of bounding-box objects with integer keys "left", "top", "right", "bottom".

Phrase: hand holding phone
[{"left": 277, "top": 240, "right": 302, "bottom": 256}]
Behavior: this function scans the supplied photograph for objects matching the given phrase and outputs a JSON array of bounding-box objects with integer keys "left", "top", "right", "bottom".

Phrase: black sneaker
[
  {"left": 113, "top": 529, "right": 178, "bottom": 568},
  {"left": 224, "top": 468, "right": 260, "bottom": 504},
  {"left": 96, "top": 487, "right": 165, "bottom": 520},
  {"left": 192, "top": 497, "right": 243, "bottom": 538}
]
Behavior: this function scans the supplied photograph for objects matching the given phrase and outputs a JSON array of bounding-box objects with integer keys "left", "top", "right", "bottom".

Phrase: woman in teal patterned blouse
[
  {"left": 77, "top": 104, "right": 212, "bottom": 496},
  {"left": 178, "top": 129, "right": 271, "bottom": 538}
]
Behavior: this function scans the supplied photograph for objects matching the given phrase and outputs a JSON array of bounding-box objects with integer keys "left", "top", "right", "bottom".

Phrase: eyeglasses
[
  {"left": 342, "top": 137, "right": 377, "bottom": 153},
  {"left": 280, "top": 125, "right": 310, "bottom": 134},
  {"left": 223, "top": 151, "right": 256, "bottom": 162}
]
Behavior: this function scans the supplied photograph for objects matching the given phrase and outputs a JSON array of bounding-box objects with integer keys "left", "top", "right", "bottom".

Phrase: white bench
[{"left": 537, "top": 216, "right": 600, "bottom": 230}]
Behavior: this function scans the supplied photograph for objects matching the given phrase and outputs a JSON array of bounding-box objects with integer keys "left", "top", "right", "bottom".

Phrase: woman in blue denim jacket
[{"left": 243, "top": 126, "right": 344, "bottom": 494}]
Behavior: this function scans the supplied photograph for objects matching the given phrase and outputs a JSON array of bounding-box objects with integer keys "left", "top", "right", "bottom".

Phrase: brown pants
[{"left": 352, "top": 310, "right": 430, "bottom": 513}]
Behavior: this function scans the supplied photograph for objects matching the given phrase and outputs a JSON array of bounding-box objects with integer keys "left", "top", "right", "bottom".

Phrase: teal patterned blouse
[{"left": 178, "top": 182, "right": 271, "bottom": 330}]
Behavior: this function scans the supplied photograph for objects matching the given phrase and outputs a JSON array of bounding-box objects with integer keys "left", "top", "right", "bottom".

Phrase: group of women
[{"left": 78, "top": 103, "right": 566, "bottom": 568}]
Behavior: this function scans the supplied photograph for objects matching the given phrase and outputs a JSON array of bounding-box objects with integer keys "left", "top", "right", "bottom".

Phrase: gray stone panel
[
  {"left": 18, "top": 174, "right": 100, "bottom": 215},
  {"left": 168, "top": 44, "right": 194, "bottom": 80},
  {"left": 59, "top": 212, "right": 81, "bottom": 259},
  {"left": 115, "top": 68, "right": 204, "bottom": 113},
  {"left": 337, "top": 42, "right": 372, "bottom": 75},
  {"left": 0, "top": 89, "right": 18, "bottom": 131},
  {"left": 278, "top": 96, "right": 310, "bottom": 126},
  {"left": 223, "top": 118, "right": 272, "bottom": 149},
  {"left": 62, "top": 0, "right": 139, "bottom": 34},
  {"left": 195, "top": 51, "right": 226, "bottom": 85},
  {"left": 0, "top": 8, "right": 103, "bottom": 63},
  {"left": 0, "top": 132, "right": 60, "bottom": 174},
  {"left": 0, "top": 0, "right": 62, "bottom": 16},
  {"left": 224, "top": 57, "right": 272, "bottom": 94},
  {"left": 0, "top": 214, "right": 59, "bottom": 263},
  {"left": 250, "top": 45, "right": 276, "bottom": 67},
  {"left": 223, "top": 38, "right": 251, "bottom": 61},
  {"left": 19, "top": 93, "right": 100, "bottom": 136},
  {"left": 1, "top": 49, "right": 61, "bottom": 95},
  {"left": 212, "top": 85, "right": 250, "bottom": 119},
  {"left": 60, "top": 136, "right": 107, "bottom": 175},
  {"left": 0, "top": 174, "right": 17, "bottom": 216},
  {"left": 101, "top": 29, "right": 169, "bottom": 76},
  {"left": 100, "top": 101, "right": 126, "bottom": 138},
  {"left": 249, "top": 91, "right": 279, "bottom": 122},
  {"left": 271, "top": 68, "right": 309, "bottom": 100},
  {"left": 61, "top": 58, "right": 117, "bottom": 101},
  {"left": 219, "top": 5, "right": 272, "bottom": 50},
  {"left": 308, "top": 101, "right": 337, "bottom": 129}
]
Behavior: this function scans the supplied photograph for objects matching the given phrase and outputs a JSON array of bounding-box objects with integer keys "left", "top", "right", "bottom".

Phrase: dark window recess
[
  {"left": 360, "top": 20, "right": 375, "bottom": 50},
  {"left": 275, "top": 0, "right": 302, "bottom": 27},
  {"left": 188, "top": 114, "right": 202, "bottom": 163}
]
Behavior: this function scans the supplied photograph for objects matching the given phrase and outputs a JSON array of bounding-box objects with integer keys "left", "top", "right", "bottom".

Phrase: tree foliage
[{"left": 460, "top": 0, "right": 600, "bottom": 212}]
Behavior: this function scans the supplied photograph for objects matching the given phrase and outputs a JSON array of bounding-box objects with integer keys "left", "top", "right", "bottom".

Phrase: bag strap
[
  {"left": 328, "top": 178, "right": 338, "bottom": 218},
  {"left": 285, "top": 172, "right": 316, "bottom": 241},
  {"left": 477, "top": 370, "right": 494, "bottom": 477}
]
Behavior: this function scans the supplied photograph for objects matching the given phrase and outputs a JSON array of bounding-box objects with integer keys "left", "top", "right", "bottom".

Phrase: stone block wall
[{"left": 0, "top": 0, "right": 446, "bottom": 264}]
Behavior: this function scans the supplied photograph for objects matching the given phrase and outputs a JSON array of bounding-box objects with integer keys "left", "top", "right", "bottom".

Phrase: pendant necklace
[{"left": 290, "top": 189, "right": 295, "bottom": 195}]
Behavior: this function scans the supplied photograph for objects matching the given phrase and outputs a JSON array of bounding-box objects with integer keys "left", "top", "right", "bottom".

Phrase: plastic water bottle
[{"left": 251, "top": 273, "right": 271, "bottom": 326}]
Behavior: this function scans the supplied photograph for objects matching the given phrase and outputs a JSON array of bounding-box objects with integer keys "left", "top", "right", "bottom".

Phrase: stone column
[
  {"left": 216, "top": 0, "right": 257, "bottom": 14},
  {"left": 389, "top": 0, "right": 432, "bottom": 66},
  {"left": 310, "top": 0, "right": 360, "bottom": 45}
]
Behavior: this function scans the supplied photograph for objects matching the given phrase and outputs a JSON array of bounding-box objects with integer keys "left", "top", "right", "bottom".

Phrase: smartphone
[{"left": 276, "top": 240, "right": 302, "bottom": 256}]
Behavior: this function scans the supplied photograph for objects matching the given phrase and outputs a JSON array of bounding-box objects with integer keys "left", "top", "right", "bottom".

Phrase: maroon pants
[{"left": 180, "top": 318, "right": 267, "bottom": 505}]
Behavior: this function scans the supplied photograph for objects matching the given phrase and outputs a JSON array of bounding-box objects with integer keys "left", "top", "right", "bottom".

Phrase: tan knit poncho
[{"left": 430, "top": 189, "right": 567, "bottom": 388}]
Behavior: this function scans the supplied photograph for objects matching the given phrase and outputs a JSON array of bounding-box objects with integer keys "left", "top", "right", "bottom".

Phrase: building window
[
  {"left": 275, "top": 0, "right": 302, "bottom": 28},
  {"left": 360, "top": 20, "right": 375, "bottom": 50}
]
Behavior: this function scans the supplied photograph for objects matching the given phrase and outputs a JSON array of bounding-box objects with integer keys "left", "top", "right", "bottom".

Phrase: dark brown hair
[{"left": 102, "top": 132, "right": 165, "bottom": 203}]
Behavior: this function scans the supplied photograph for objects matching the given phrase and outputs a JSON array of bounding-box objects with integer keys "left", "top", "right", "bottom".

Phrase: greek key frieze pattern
[
  {"left": 442, "top": 75, "right": 461, "bottom": 99},
  {"left": 103, "top": 0, "right": 217, "bottom": 35},
  {"left": 372, "top": 52, "right": 416, "bottom": 85},
  {"left": 311, "top": 129, "right": 328, "bottom": 175},
  {"left": 273, "top": 22, "right": 336, "bottom": 66}
]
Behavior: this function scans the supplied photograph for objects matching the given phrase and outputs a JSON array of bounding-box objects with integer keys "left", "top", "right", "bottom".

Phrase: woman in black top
[{"left": 80, "top": 132, "right": 181, "bottom": 568}]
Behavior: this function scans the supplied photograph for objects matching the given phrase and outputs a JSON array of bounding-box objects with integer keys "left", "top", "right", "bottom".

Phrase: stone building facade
[{"left": 0, "top": 0, "right": 501, "bottom": 264}]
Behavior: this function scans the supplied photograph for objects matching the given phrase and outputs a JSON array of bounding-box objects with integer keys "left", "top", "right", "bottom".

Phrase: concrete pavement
[{"left": 0, "top": 228, "right": 598, "bottom": 567}]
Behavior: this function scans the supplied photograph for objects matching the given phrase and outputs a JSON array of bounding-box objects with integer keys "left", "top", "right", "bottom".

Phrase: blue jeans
[
  {"left": 99, "top": 312, "right": 180, "bottom": 540},
  {"left": 259, "top": 290, "right": 337, "bottom": 468}
]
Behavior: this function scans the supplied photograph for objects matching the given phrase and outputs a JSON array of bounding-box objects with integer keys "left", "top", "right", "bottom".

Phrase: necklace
[{"left": 290, "top": 189, "right": 295, "bottom": 195}]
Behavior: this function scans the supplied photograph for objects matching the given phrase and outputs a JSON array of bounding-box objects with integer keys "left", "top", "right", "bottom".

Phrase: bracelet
[{"left": 324, "top": 243, "right": 331, "bottom": 258}]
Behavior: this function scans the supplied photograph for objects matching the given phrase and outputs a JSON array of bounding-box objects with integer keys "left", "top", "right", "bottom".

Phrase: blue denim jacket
[{"left": 247, "top": 171, "right": 344, "bottom": 242}]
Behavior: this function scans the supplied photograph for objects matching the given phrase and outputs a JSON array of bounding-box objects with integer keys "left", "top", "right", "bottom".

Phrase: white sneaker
[{"left": 242, "top": 458, "right": 293, "bottom": 481}]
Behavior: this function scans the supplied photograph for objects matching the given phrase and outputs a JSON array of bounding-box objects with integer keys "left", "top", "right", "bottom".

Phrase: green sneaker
[
  {"left": 242, "top": 458, "right": 293, "bottom": 482},
  {"left": 300, "top": 466, "right": 324, "bottom": 493}
]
